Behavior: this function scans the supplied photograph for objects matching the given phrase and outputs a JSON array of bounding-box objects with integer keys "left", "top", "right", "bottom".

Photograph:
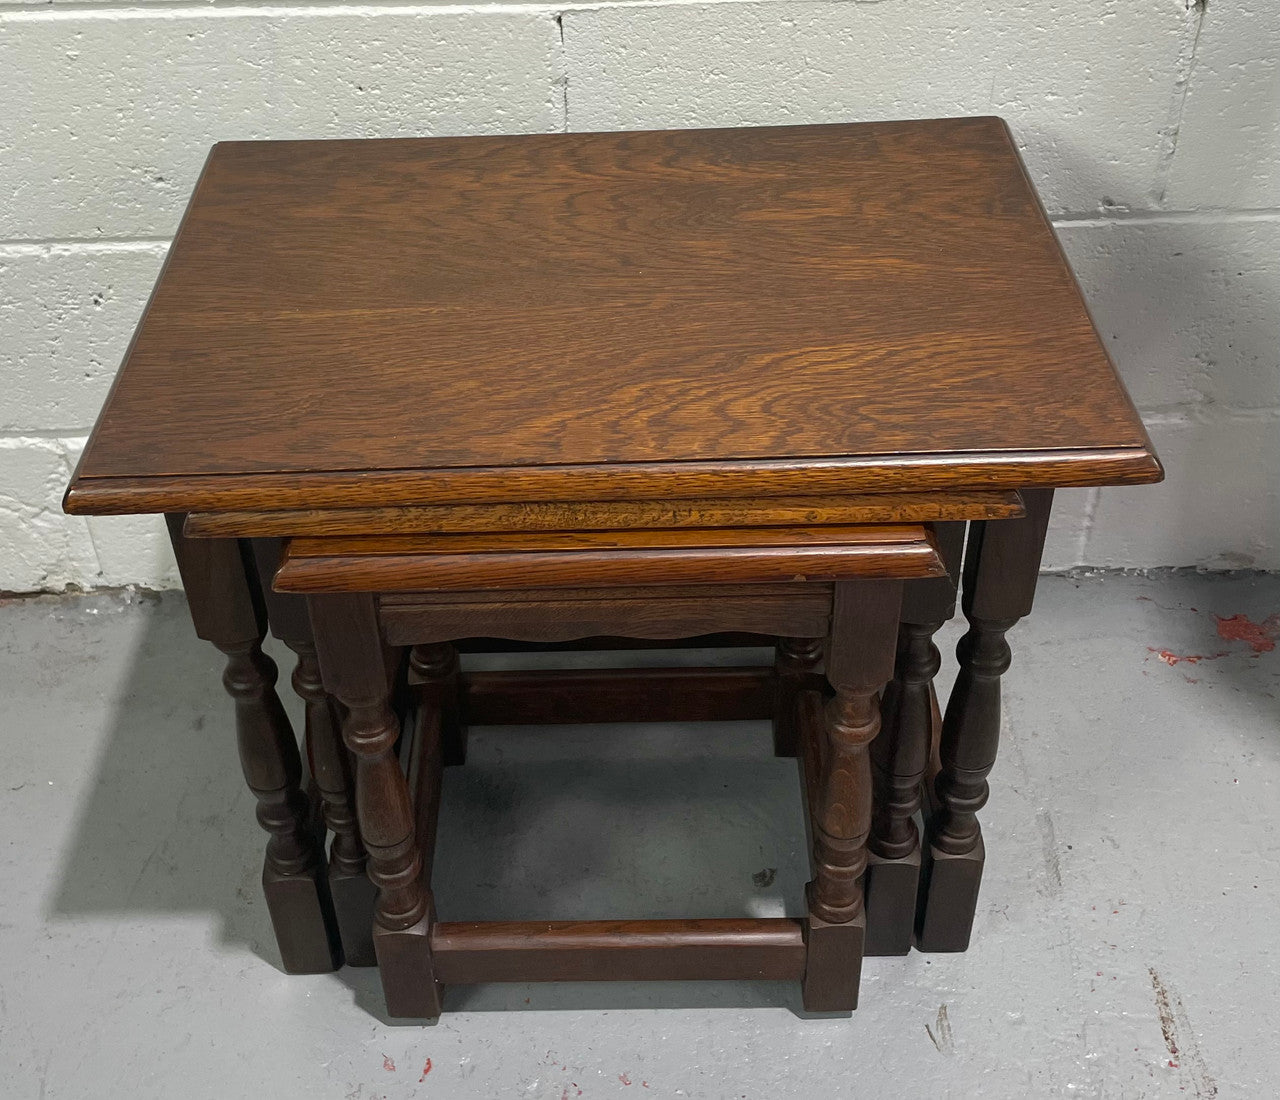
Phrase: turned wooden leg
[
  {"left": 309, "top": 593, "right": 443, "bottom": 1018},
  {"left": 250, "top": 540, "right": 376, "bottom": 966},
  {"left": 864, "top": 523, "right": 964, "bottom": 956},
  {"left": 773, "top": 637, "right": 823, "bottom": 758},
  {"left": 165, "top": 516, "right": 341, "bottom": 973},
  {"left": 801, "top": 579, "right": 902, "bottom": 1012},
  {"left": 917, "top": 490, "right": 1054, "bottom": 952},
  {"left": 408, "top": 643, "right": 466, "bottom": 767}
]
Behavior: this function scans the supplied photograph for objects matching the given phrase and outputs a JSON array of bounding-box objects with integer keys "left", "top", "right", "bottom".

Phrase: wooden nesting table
[{"left": 64, "top": 117, "right": 1162, "bottom": 1015}]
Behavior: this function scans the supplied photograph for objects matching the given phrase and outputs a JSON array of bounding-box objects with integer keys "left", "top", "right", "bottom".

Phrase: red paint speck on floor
[
  {"left": 620, "top": 1073, "right": 633, "bottom": 1085},
  {"left": 1215, "top": 613, "right": 1280, "bottom": 653},
  {"left": 1147, "top": 647, "right": 1227, "bottom": 665},
  {"left": 419, "top": 1058, "right": 432, "bottom": 1082},
  {"left": 382, "top": 1055, "right": 396, "bottom": 1072}
]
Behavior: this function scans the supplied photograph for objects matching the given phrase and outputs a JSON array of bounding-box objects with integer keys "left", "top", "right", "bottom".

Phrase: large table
[{"left": 65, "top": 117, "right": 1161, "bottom": 1007}]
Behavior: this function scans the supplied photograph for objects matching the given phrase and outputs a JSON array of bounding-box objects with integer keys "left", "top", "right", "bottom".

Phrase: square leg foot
[
  {"left": 374, "top": 915, "right": 444, "bottom": 1019},
  {"left": 915, "top": 834, "right": 985, "bottom": 953},
  {"left": 801, "top": 911, "right": 865, "bottom": 1012},
  {"left": 262, "top": 864, "right": 343, "bottom": 973},
  {"left": 864, "top": 849, "right": 921, "bottom": 956},
  {"left": 330, "top": 866, "right": 378, "bottom": 967}
]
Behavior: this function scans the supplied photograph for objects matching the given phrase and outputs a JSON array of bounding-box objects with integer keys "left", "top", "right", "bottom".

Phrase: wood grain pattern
[
  {"left": 801, "top": 578, "right": 903, "bottom": 1011},
  {"left": 286, "top": 526, "right": 939, "bottom": 557},
  {"left": 808, "top": 580, "right": 903, "bottom": 924},
  {"left": 68, "top": 450, "right": 1161, "bottom": 517},
  {"left": 181, "top": 491, "right": 1025, "bottom": 538},
  {"left": 380, "top": 583, "right": 813, "bottom": 605},
  {"left": 379, "top": 588, "right": 831, "bottom": 644},
  {"left": 430, "top": 919, "right": 806, "bottom": 983},
  {"left": 274, "top": 525, "right": 944, "bottom": 592},
  {"left": 794, "top": 688, "right": 867, "bottom": 1009},
  {"left": 66, "top": 118, "right": 1160, "bottom": 516}
]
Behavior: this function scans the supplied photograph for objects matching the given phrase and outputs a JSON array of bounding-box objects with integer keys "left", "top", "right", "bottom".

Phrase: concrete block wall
[{"left": 1, "top": 0, "right": 1276, "bottom": 591}]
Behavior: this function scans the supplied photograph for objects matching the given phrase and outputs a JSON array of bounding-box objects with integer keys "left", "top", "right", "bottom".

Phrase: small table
[{"left": 65, "top": 117, "right": 1161, "bottom": 1005}]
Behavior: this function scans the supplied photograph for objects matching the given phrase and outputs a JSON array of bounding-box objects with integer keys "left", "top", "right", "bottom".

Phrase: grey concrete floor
[{"left": 1, "top": 573, "right": 1278, "bottom": 1099}]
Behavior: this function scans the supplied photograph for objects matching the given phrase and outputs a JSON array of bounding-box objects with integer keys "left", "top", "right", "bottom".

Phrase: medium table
[{"left": 65, "top": 117, "right": 1161, "bottom": 1004}]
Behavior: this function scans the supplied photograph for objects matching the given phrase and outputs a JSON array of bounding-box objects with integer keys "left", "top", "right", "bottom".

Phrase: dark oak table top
[{"left": 66, "top": 117, "right": 1160, "bottom": 516}]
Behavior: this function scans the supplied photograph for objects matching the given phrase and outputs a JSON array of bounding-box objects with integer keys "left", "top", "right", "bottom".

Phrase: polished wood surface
[
  {"left": 799, "top": 579, "right": 903, "bottom": 1010},
  {"left": 274, "top": 525, "right": 945, "bottom": 592},
  {"left": 408, "top": 643, "right": 466, "bottom": 767},
  {"left": 308, "top": 592, "right": 442, "bottom": 1017},
  {"left": 379, "top": 586, "right": 831, "bottom": 644},
  {"left": 66, "top": 118, "right": 1160, "bottom": 516},
  {"left": 70, "top": 451, "right": 1158, "bottom": 515},
  {"left": 405, "top": 700, "right": 446, "bottom": 881},
  {"left": 772, "top": 637, "right": 824, "bottom": 757},
  {"left": 864, "top": 521, "right": 965, "bottom": 956},
  {"left": 182, "top": 491, "right": 1025, "bottom": 538},
  {"left": 250, "top": 539, "right": 375, "bottom": 967},
  {"left": 450, "top": 632, "right": 770, "bottom": 653},
  {"left": 430, "top": 919, "right": 807, "bottom": 984},
  {"left": 295, "top": 530, "right": 916, "bottom": 1014},
  {"left": 61, "top": 119, "right": 1165, "bottom": 1012},
  {"left": 918, "top": 489, "right": 1054, "bottom": 953},
  {"left": 164, "top": 517, "right": 341, "bottom": 973}
]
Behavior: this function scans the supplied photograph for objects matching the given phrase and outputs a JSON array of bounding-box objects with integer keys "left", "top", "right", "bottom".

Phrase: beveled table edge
[
  {"left": 273, "top": 523, "right": 948, "bottom": 593},
  {"left": 179, "top": 489, "right": 1026, "bottom": 539},
  {"left": 64, "top": 446, "right": 1164, "bottom": 517}
]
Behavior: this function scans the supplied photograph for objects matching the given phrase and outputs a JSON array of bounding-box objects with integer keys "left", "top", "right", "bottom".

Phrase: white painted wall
[{"left": 1, "top": 0, "right": 1276, "bottom": 591}]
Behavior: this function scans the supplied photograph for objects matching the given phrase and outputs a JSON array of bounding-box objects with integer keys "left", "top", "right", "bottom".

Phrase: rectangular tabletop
[{"left": 65, "top": 117, "right": 1160, "bottom": 515}]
